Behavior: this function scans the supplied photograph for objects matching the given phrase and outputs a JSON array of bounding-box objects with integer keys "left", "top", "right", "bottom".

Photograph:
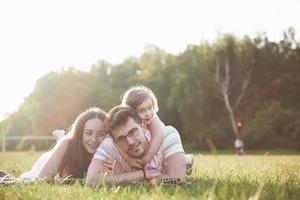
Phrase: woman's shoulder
[{"left": 99, "top": 136, "right": 114, "bottom": 148}]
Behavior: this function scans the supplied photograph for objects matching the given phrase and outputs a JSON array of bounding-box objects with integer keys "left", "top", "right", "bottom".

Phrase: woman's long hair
[{"left": 58, "top": 107, "right": 106, "bottom": 178}]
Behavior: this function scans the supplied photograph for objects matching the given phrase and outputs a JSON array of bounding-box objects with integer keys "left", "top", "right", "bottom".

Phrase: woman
[{"left": 20, "top": 107, "right": 107, "bottom": 180}]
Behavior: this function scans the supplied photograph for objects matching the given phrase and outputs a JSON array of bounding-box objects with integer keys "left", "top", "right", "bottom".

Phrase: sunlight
[{"left": 0, "top": 0, "right": 299, "bottom": 118}]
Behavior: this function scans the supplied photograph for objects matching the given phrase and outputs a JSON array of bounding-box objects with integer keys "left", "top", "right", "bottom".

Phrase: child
[{"left": 121, "top": 85, "right": 164, "bottom": 169}]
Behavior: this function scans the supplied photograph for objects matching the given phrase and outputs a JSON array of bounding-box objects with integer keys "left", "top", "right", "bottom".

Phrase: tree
[{"left": 214, "top": 35, "right": 253, "bottom": 153}]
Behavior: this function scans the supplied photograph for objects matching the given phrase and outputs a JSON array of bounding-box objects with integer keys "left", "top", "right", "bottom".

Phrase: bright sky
[{"left": 0, "top": 0, "right": 299, "bottom": 121}]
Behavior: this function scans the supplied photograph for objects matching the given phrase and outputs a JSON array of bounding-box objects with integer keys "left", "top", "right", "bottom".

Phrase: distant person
[
  {"left": 20, "top": 107, "right": 108, "bottom": 180},
  {"left": 86, "top": 105, "right": 187, "bottom": 185},
  {"left": 234, "top": 138, "right": 244, "bottom": 155}
]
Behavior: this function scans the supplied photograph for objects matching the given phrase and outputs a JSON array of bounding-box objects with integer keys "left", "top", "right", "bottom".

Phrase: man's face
[{"left": 111, "top": 118, "right": 148, "bottom": 158}]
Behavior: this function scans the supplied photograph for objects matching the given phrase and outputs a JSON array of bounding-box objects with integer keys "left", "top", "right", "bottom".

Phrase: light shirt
[
  {"left": 234, "top": 139, "right": 244, "bottom": 148},
  {"left": 93, "top": 125, "right": 184, "bottom": 173}
]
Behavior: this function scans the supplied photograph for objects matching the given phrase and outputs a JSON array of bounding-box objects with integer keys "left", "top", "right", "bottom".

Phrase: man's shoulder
[
  {"left": 160, "top": 125, "right": 184, "bottom": 159},
  {"left": 164, "top": 125, "right": 178, "bottom": 132},
  {"left": 94, "top": 136, "right": 116, "bottom": 158},
  {"left": 97, "top": 136, "right": 116, "bottom": 151},
  {"left": 101, "top": 136, "right": 114, "bottom": 145},
  {"left": 162, "top": 125, "right": 179, "bottom": 138},
  {"left": 94, "top": 136, "right": 130, "bottom": 171}
]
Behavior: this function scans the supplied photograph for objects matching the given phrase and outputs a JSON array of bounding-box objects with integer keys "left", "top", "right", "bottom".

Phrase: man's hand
[
  {"left": 144, "top": 168, "right": 162, "bottom": 184},
  {"left": 102, "top": 159, "right": 124, "bottom": 174}
]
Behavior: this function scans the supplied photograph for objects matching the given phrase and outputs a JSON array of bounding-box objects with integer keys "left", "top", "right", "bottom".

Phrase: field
[{"left": 1, "top": 151, "right": 300, "bottom": 200}]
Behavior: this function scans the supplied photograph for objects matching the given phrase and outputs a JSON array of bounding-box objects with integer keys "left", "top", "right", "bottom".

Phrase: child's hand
[
  {"left": 138, "top": 157, "right": 149, "bottom": 168},
  {"left": 127, "top": 157, "right": 144, "bottom": 169}
]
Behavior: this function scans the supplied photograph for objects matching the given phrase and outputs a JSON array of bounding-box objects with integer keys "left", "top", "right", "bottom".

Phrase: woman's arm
[{"left": 38, "top": 136, "right": 70, "bottom": 178}]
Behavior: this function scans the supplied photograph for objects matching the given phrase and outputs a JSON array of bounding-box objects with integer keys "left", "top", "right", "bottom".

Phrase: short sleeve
[
  {"left": 161, "top": 126, "right": 185, "bottom": 159},
  {"left": 93, "top": 137, "right": 115, "bottom": 161}
]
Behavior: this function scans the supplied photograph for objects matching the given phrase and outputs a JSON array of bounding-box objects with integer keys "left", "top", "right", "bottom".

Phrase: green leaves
[{"left": 1, "top": 28, "right": 299, "bottom": 150}]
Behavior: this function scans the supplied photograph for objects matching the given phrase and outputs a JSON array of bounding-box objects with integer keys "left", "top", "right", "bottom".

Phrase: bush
[{"left": 243, "top": 101, "right": 300, "bottom": 149}]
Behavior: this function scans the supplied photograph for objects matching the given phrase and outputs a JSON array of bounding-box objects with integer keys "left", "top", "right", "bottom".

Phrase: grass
[
  {"left": 1, "top": 151, "right": 300, "bottom": 199},
  {"left": 184, "top": 146, "right": 300, "bottom": 155}
]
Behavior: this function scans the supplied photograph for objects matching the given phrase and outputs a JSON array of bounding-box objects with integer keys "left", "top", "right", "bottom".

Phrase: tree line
[{"left": 1, "top": 28, "right": 299, "bottom": 151}]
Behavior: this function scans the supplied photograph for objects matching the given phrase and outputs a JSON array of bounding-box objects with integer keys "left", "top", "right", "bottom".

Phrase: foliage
[
  {"left": 0, "top": 28, "right": 299, "bottom": 150},
  {"left": 243, "top": 101, "right": 300, "bottom": 149}
]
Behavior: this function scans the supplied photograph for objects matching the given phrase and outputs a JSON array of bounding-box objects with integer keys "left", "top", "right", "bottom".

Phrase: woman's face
[{"left": 82, "top": 118, "right": 106, "bottom": 154}]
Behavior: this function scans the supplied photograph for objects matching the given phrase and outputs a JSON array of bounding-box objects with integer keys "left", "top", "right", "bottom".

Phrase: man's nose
[{"left": 126, "top": 136, "right": 135, "bottom": 145}]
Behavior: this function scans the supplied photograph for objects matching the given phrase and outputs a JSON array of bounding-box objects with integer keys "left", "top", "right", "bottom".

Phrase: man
[{"left": 86, "top": 105, "right": 186, "bottom": 185}]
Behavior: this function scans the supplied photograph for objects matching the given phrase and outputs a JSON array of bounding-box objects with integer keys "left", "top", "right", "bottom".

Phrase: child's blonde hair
[{"left": 121, "top": 85, "right": 158, "bottom": 112}]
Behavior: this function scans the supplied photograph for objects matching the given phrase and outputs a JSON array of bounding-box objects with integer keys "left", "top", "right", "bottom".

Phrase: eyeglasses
[{"left": 114, "top": 125, "right": 141, "bottom": 145}]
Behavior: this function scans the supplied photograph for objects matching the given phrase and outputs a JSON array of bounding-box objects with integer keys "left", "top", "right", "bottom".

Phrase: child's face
[{"left": 136, "top": 97, "right": 155, "bottom": 125}]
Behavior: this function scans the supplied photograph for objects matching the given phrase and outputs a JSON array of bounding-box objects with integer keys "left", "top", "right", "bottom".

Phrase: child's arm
[{"left": 142, "top": 115, "right": 163, "bottom": 164}]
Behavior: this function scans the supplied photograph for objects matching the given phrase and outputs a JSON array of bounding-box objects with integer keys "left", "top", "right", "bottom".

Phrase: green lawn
[{"left": 1, "top": 151, "right": 300, "bottom": 200}]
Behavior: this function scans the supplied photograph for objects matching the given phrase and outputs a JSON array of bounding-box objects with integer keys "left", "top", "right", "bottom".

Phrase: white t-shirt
[
  {"left": 234, "top": 139, "right": 244, "bottom": 148},
  {"left": 93, "top": 125, "right": 184, "bottom": 173}
]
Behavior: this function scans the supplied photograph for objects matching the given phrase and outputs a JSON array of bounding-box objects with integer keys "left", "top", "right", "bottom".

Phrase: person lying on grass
[
  {"left": 86, "top": 105, "right": 187, "bottom": 185},
  {"left": 1, "top": 107, "right": 110, "bottom": 184},
  {"left": 17, "top": 107, "right": 108, "bottom": 181}
]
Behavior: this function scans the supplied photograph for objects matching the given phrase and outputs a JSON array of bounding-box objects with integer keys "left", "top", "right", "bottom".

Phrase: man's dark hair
[{"left": 105, "top": 105, "right": 142, "bottom": 137}]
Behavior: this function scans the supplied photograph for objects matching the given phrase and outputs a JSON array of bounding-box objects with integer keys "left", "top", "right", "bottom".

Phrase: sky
[{"left": 0, "top": 0, "right": 299, "bottom": 121}]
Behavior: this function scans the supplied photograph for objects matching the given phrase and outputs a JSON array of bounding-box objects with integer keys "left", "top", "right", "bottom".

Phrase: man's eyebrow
[
  {"left": 128, "top": 127, "right": 138, "bottom": 134},
  {"left": 96, "top": 130, "right": 106, "bottom": 134},
  {"left": 130, "top": 126, "right": 137, "bottom": 131},
  {"left": 115, "top": 135, "right": 125, "bottom": 141}
]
